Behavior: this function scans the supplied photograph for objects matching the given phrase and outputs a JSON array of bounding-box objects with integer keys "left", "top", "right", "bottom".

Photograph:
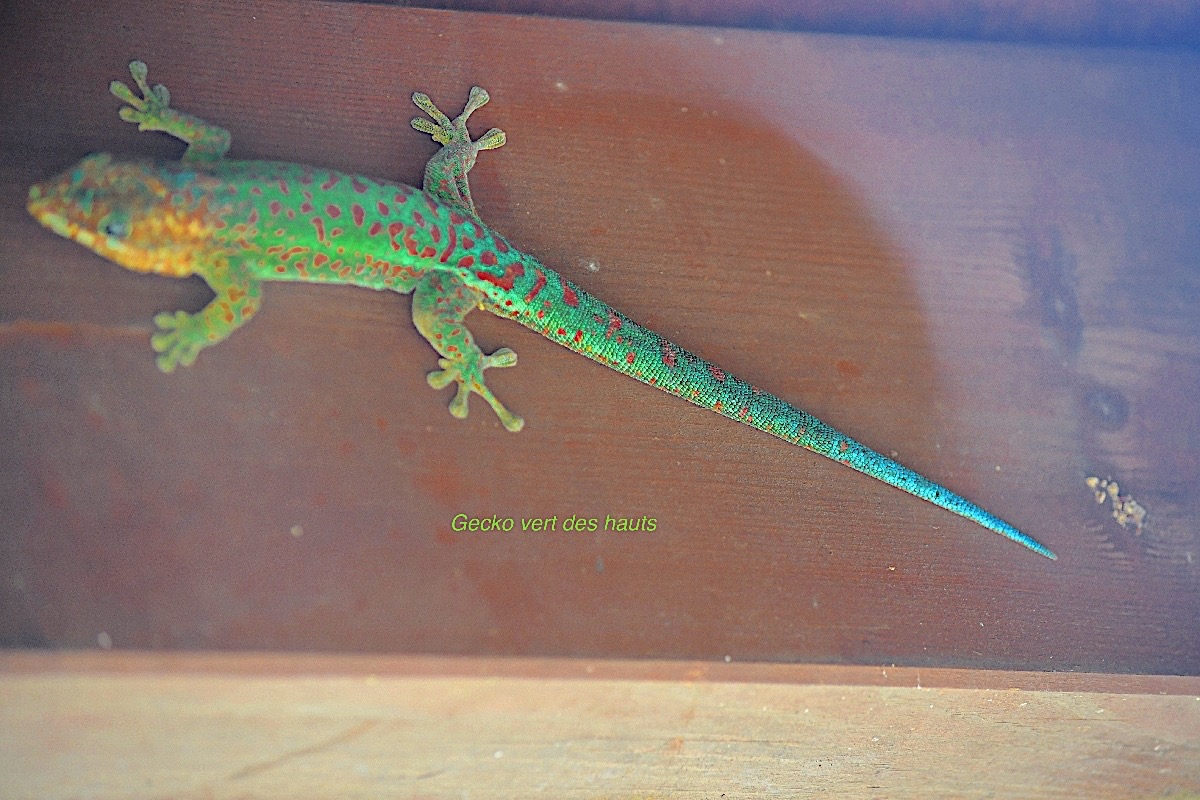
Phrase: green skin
[{"left": 27, "top": 61, "right": 1056, "bottom": 560}]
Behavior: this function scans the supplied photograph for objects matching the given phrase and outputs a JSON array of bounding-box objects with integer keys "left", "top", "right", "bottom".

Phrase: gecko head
[{"left": 28, "top": 153, "right": 222, "bottom": 277}]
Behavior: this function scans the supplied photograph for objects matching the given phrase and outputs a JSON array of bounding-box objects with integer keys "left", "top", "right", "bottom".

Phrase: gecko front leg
[
  {"left": 111, "top": 60, "right": 231, "bottom": 164},
  {"left": 152, "top": 264, "right": 263, "bottom": 372},
  {"left": 412, "top": 272, "right": 523, "bottom": 432}
]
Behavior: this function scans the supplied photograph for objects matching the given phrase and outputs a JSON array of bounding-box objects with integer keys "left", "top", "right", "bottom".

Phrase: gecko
[{"left": 26, "top": 61, "right": 1056, "bottom": 560}]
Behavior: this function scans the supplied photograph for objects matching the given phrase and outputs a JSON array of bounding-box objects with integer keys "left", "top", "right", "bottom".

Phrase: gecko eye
[{"left": 100, "top": 214, "right": 129, "bottom": 240}]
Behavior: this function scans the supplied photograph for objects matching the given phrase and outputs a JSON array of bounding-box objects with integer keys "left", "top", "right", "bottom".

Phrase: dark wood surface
[{"left": 1, "top": 0, "right": 1197, "bottom": 673}]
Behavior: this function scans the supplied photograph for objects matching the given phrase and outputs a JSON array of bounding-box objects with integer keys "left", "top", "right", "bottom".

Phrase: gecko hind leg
[
  {"left": 412, "top": 272, "right": 524, "bottom": 432},
  {"left": 410, "top": 86, "right": 505, "bottom": 217}
]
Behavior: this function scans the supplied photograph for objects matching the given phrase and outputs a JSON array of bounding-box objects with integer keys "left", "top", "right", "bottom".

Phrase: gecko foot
[
  {"left": 426, "top": 347, "right": 524, "bottom": 432},
  {"left": 150, "top": 310, "right": 213, "bottom": 373},
  {"left": 110, "top": 60, "right": 230, "bottom": 161},
  {"left": 111, "top": 60, "right": 173, "bottom": 130},
  {"left": 410, "top": 86, "right": 506, "bottom": 151}
]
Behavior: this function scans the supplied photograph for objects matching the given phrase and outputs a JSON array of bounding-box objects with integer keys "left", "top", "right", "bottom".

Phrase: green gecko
[{"left": 27, "top": 61, "right": 1056, "bottom": 560}]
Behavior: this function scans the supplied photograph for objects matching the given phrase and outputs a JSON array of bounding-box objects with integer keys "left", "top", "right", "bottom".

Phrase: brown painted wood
[
  {"left": 2, "top": 651, "right": 1198, "bottom": 798},
  {"left": 1, "top": 0, "right": 1197, "bottom": 672},
  {"left": 400, "top": 0, "right": 1200, "bottom": 48}
]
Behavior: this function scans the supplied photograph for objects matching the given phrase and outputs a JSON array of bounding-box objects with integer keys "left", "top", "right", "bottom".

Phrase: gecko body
[{"left": 27, "top": 62, "right": 1056, "bottom": 560}]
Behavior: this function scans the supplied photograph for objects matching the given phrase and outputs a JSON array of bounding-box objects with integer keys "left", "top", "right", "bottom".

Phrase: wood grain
[
  {"left": 0, "top": 0, "right": 1197, "bottom": 672},
  {"left": 1, "top": 651, "right": 1198, "bottom": 799}
]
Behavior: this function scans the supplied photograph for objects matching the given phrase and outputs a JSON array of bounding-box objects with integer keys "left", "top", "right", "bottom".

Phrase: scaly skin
[{"left": 27, "top": 61, "right": 1056, "bottom": 560}]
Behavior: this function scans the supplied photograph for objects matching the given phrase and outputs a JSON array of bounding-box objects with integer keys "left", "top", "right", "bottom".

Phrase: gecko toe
[
  {"left": 483, "top": 347, "right": 518, "bottom": 369},
  {"left": 424, "top": 350, "right": 523, "bottom": 430}
]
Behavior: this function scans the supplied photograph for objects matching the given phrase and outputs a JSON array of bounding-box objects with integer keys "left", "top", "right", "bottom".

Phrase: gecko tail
[
  {"left": 494, "top": 261, "right": 1055, "bottom": 560},
  {"left": 787, "top": 415, "right": 1058, "bottom": 560}
]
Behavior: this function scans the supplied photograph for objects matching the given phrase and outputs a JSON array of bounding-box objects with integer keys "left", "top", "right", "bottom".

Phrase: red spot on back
[
  {"left": 424, "top": 194, "right": 439, "bottom": 214},
  {"left": 351, "top": 177, "right": 369, "bottom": 193},
  {"left": 246, "top": 209, "right": 259, "bottom": 225},
  {"left": 421, "top": 246, "right": 437, "bottom": 258},
  {"left": 298, "top": 172, "right": 313, "bottom": 185},
  {"left": 326, "top": 204, "right": 341, "bottom": 218},
  {"left": 300, "top": 201, "right": 313, "bottom": 213},
  {"left": 311, "top": 217, "right": 326, "bottom": 242},
  {"left": 368, "top": 221, "right": 383, "bottom": 237},
  {"left": 450, "top": 211, "right": 466, "bottom": 225},
  {"left": 458, "top": 256, "right": 475, "bottom": 268},
  {"left": 461, "top": 236, "right": 474, "bottom": 249},
  {"left": 412, "top": 211, "right": 426, "bottom": 227},
  {"left": 562, "top": 283, "right": 579, "bottom": 307},
  {"left": 314, "top": 253, "right": 329, "bottom": 268},
  {"left": 268, "top": 200, "right": 283, "bottom": 215},
  {"left": 387, "top": 222, "right": 406, "bottom": 251},
  {"left": 430, "top": 227, "right": 441, "bottom": 243},
  {"left": 321, "top": 174, "right": 340, "bottom": 191},
  {"left": 495, "top": 237, "right": 509, "bottom": 254},
  {"left": 476, "top": 262, "right": 525, "bottom": 291},
  {"left": 524, "top": 269, "right": 546, "bottom": 303},
  {"left": 481, "top": 250, "right": 497, "bottom": 266},
  {"left": 438, "top": 225, "right": 458, "bottom": 263},
  {"left": 661, "top": 340, "right": 677, "bottom": 369},
  {"left": 351, "top": 204, "right": 365, "bottom": 226},
  {"left": 709, "top": 364, "right": 726, "bottom": 382},
  {"left": 573, "top": 330, "right": 583, "bottom": 344},
  {"left": 277, "top": 179, "right": 290, "bottom": 194},
  {"left": 626, "top": 352, "right": 636, "bottom": 364},
  {"left": 250, "top": 186, "right": 263, "bottom": 196},
  {"left": 605, "top": 311, "right": 621, "bottom": 338}
]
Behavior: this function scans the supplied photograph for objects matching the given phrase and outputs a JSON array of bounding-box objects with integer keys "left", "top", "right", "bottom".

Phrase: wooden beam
[{"left": 2, "top": 651, "right": 1199, "bottom": 798}]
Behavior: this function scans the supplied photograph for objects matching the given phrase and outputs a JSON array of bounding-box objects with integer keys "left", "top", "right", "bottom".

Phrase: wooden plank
[
  {"left": 7, "top": 649, "right": 1200, "bottom": 693},
  {"left": 1, "top": 651, "right": 1198, "bottom": 799},
  {"left": 0, "top": 0, "right": 1198, "bottom": 672}
]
